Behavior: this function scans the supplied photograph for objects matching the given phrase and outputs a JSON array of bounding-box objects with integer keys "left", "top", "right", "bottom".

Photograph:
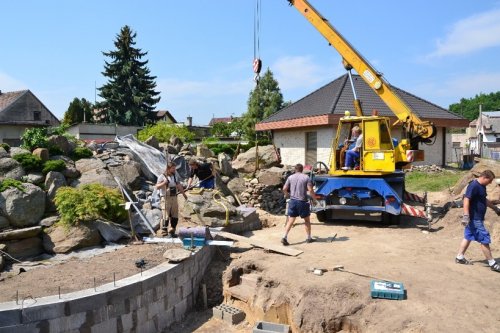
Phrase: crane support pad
[{"left": 401, "top": 203, "right": 427, "bottom": 218}]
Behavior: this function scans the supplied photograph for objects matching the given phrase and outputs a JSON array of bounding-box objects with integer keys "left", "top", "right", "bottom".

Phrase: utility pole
[{"left": 478, "top": 104, "right": 483, "bottom": 158}]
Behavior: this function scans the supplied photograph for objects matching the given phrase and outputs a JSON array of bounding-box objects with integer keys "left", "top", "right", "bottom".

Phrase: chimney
[{"left": 186, "top": 116, "right": 192, "bottom": 127}]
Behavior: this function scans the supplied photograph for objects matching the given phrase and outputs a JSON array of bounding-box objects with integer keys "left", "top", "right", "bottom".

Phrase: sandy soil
[{"left": 1, "top": 187, "right": 500, "bottom": 333}]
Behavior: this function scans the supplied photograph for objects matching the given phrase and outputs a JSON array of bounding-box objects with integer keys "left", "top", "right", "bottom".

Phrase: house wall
[
  {"left": 67, "top": 123, "right": 143, "bottom": 141},
  {"left": 0, "top": 93, "right": 58, "bottom": 125},
  {"left": 274, "top": 126, "right": 335, "bottom": 166},
  {"left": 273, "top": 126, "right": 447, "bottom": 167},
  {"left": 0, "top": 125, "right": 28, "bottom": 146}
]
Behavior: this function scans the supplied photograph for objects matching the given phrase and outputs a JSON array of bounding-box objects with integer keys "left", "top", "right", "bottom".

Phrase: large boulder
[
  {"left": 131, "top": 208, "right": 162, "bottom": 234},
  {"left": 107, "top": 160, "right": 142, "bottom": 191},
  {"left": 197, "top": 144, "right": 214, "bottom": 158},
  {"left": 0, "top": 183, "right": 46, "bottom": 227},
  {"left": 71, "top": 157, "right": 116, "bottom": 188},
  {"left": 218, "top": 153, "right": 234, "bottom": 176},
  {"left": 4, "top": 237, "right": 43, "bottom": 259},
  {"left": 0, "top": 147, "right": 9, "bottom": 158},
  {"left": 0, "top": 216, "right": 9, "bottom": 230},
  {"left": 42, "top": 224, "right": 102, "bottom": 254},
  {"left": 92, "top": 219, "right": 131, "bottom": 242},
  {"left": 0, "top": 226, "right": 43, "bottom": 241},
  {"left": 51, "top": 155, "right": 80, "bottom": 179},
  {"left": 45, "top": 171, "right": 67, "bottom": 212},
  {"left": 75, "top": 158, "right": 106, "bottom": 174},
  {"left": 0, "top": 158, "right": 25, "bottom": 181},
  {"left": 9, "top": 147, "right": 30, "bottom": 156},
  {"left": 256, "top": 166, "right": 287, "bottom": 186},
  {"left": 232, "top": 145, "right": 280, "bottom": 173},
  {"left": 47, "top": 135, "right": 75, "bottom": 155},
  {"left": 227, "top": 177, "right": 246, "bottom": 197},
  {"left": 144, "top": 136, "right": 160, "bottom": 151}
]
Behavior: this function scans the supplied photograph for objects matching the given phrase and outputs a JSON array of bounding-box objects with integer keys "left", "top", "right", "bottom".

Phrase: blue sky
[{"left": 2, "top": 1, "right": 500, "bottom": 125}]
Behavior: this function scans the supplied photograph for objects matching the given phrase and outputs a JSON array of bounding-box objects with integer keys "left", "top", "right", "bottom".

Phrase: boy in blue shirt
[{"left": 456, "top": 170, "right": 500, "bottom": 272}]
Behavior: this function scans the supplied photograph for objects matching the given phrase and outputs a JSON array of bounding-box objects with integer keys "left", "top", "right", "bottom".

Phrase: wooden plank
[{"left": 217, "top": 231, "right": 303, "bottom": 256}]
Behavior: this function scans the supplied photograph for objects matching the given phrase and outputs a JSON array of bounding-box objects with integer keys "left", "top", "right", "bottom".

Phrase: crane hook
[{"left": 253, "top": 58, "right": 262, "bottom": 84}]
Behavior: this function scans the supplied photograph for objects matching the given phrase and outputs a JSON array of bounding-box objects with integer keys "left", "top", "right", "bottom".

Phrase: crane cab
[{"left": 330, "top": 115, "right": 396, "bottom": 176}]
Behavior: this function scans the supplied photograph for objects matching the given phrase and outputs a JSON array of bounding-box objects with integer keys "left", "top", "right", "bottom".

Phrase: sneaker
[
  {"left": 341, "top": 167, "right": 352, "bottom": 171},
  {"left": 491, "top": 262, "right": 500, "bottom": 272},
  {"left": 281, "top": 238, "right": 289, "bottom": 246},
  {"left": 306, "top": 238, "right": 315, "bottom": 244},
  {"left": 455, "top": 257, "right": 472, "bottom": 265}
]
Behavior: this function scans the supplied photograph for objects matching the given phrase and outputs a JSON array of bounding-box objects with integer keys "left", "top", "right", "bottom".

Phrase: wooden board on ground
[{"left": 217, "top": 231, "right": 303, "bottom": 256}]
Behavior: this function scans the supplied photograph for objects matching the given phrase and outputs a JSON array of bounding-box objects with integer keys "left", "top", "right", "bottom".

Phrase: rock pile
[{"left": 408, "top": 164, "right": 447, "bottom": 173}]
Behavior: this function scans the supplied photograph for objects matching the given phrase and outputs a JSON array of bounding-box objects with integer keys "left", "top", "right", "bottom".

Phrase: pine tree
[
  {"left": 98, "top": 25, "right": 160, "bottom": 126},
  {"left": 242, "top": 68, "right": 284, "bottom": 141},
  {"left": 62, "top": 98, "right": 93, "bottom": 125}
]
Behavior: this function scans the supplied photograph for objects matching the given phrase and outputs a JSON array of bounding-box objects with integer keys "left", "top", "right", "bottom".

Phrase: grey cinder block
[{"left": 253, "top": 321, "right": 290, "bottom": 333}]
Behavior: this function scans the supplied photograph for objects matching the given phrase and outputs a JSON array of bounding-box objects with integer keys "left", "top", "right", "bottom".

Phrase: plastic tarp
[{"left": 115, "top": 134, "right": 190, "bottom": 182}]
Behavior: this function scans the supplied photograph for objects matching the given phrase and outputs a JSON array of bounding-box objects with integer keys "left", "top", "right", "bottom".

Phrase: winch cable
[{"left": 253, "top": 0, "right": 262, "bottom": 84}]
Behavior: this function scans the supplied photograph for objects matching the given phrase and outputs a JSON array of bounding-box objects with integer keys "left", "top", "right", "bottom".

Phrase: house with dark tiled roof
[
  {"left": 208, "top": 116, "right": 239, "bottom": 126},
  {"left": 152, "top": 110, "right": 177, "bottom": 124},
  {"left": 0, "top": 90, "right": 60, "bottom": 146},
  {"left": 256, "top": 74, "right": 469, "bottom": 166}
]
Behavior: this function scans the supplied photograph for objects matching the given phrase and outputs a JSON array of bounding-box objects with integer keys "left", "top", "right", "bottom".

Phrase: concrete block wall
[{"left": 0, "top": 245, "right": 214, "bottom": 333}]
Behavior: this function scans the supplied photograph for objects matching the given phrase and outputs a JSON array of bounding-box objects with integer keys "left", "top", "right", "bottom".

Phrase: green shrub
[
  {"left": 71, "top": 147, "right": 93, "bottom": 160},
  {"left": 42, "top": 160, "right": 66, "bottom": 174},
  {"left": 21, "top": 124, "right": 74, "bottom": 152},
  {"left": 54, "top": 184, "right": 127, "bottom": 227},
  {"left": 21, "top": 127, "right": 48, "bottom": 151},
  {"left": 0, "top": 178, "right": 25, "bottom": 192},
  {"left": 12, "top": 153, "right": 43, "bottom": 172},
  {"left": 137, "top": 121, "right": 195, "bottom": 143},
  {"left": 47, "top": 145, "right": 64, "bottom": 156},
  {"left": 0, "top": 143, "right": 10, "bottom": 152},
  {"left": 203, "top": 142, "right": 253, "bottom": 157}
]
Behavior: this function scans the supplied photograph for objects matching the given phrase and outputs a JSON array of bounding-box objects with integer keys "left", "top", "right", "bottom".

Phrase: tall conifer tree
[{"left": 98, "top": 25, "right": 160, "bottom": 126}]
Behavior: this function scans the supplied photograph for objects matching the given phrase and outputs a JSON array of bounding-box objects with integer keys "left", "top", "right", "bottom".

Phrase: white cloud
[
  {"left": 413, "top": 72, "right": 500, "bottom": 107},
  {"left": 427, "top": 8, "right": 500, "bottom": 58},
  {"left": 272, "top": 55, "right": 341, "bottom": 90},
  {"left": 0, "top": 72, "right": 27, "bottom": 91}
]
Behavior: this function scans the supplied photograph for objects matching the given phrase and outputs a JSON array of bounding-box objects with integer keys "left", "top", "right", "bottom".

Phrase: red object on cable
[{"left": 253, "top": 58, "right": 262, "bottom": 74}]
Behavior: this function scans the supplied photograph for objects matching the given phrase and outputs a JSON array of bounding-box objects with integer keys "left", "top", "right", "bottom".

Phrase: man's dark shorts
[{"left": 288, "top": 199, "right": 310, "bottom": 218}]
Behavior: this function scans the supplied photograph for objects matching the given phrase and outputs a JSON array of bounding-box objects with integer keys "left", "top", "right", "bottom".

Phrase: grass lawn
[{"left": 405, "top": 170, "right": 466, "bottom": 193}]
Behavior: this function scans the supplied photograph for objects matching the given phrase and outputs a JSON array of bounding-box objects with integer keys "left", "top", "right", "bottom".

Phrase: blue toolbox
[
  {"left": 182, "top": 237, "right": 205, "bottom": 248},
  {"left": 370, "top": 280, "right": 405, "bottom": 300}
]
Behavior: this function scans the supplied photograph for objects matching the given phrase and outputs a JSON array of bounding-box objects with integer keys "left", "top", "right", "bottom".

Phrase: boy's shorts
[{"left": 464, "top": 220, "right": 491, "bottom": 244}]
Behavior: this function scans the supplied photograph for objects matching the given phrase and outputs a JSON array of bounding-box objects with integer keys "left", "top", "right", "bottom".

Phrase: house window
[{"left": 34, "top": 111, "right": 41, "bottom": 121}]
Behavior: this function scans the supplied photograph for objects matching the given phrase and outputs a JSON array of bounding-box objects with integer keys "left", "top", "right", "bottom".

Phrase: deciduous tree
[{"left": 242, "top": 68, "right": 284, "bottom": 141}]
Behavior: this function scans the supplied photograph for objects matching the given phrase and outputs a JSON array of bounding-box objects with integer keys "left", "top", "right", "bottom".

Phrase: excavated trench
[{"left": 200, "top": 250, "right": 364, "bottom": 333}]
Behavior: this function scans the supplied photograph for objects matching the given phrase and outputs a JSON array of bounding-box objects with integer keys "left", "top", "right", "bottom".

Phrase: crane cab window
[{"left": 379, "top": 122, "right": 393, "bottom": 150}]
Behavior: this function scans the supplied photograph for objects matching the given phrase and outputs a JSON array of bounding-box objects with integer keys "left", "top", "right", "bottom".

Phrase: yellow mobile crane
[{"left": 287, "top": 0, "right": 436, "bottom": 223}]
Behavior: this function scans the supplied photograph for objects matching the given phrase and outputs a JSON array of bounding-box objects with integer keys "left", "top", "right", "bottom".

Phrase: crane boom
[{"left": 287, "top": 0, "right": 436, "bottom": 144}]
